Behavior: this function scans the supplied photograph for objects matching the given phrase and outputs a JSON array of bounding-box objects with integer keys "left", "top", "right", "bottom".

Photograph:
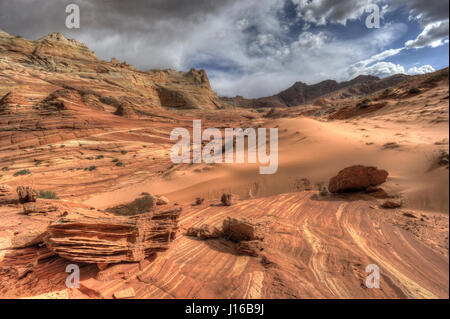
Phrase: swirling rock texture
[{"left": 0, "top": 30, "right": 448, "bottom": 299}]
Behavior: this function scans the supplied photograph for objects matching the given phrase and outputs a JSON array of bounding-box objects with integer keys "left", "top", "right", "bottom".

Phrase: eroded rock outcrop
[
  {"left": 23, "top": 201, "right": 58, "bottom": 215},
  {"left": 186, "top": 224, "right": 222, "bottom": 239},
  {"left": 381, "top": 199, "right": 402, "bottom": 209},
  {"left": 185, "top": 217, "right": 266, "bottom": 257},
  {"left": 45, "top": 208, "right": 181, "bottom": 263},
  {"left": 16, "top": 186, "right": 37, "bottom": 204},
  {"left": 221, "top": 193, "right": 233, "bottom": 206},
  {"left": 328, "top": 165, "right": 389, "bottom": 193},
  {"left": 222, "top": 217, "right": 265, "bottom": 242},
  {"left": 237, "top": 240, "right": 264, "bottom": 257},
  {"left": 365, "top": 186, "right": 389, "bottom": 199}
]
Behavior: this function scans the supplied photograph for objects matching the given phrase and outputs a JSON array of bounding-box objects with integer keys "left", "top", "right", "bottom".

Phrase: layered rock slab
[{"left": 46, "top": 208, "right": 181, "bottom": 263}]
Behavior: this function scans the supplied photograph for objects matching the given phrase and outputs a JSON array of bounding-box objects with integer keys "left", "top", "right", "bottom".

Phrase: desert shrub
[
  {"left": 112, "top": 158, "right": 119, "bottom": 162},
  {"left": 106, "top": 194, "right": 155, "bottom": 216},
  {"left": 13, "top": 169, "right": 31, "bottom": 176},
  {"left": 85, "top": 165, "right": 96, "bottom": 171},
  {"left": 120, "top": 150, "right": 128, "bottom": 155},
  {"left": 34, "top": 160, "right": 42, "bottom": 166},
  {"left": 358, "top": 99, "right": 371, "bottom": 109},
  {"left": 0, "top": 174, "right": 3, "bottom": 179},
  {"left": 115, "top": 162, "right": 124, "bottom": 167},
  {"left": 96, "top": 155, "right": 104, "bottom": 159},
  {"left": 409, "top": 87, "right": 421, "bottom": 94},
  {"left": 86, "top": 156, "right": 94, "bottom": 160},
  {"left": 60, "top": 145, "right": 65, "bottom": 148},
  {"left": 320, "top": 187, "right": 329, "bottom": 196},
  {"left": 99, "top": 96, "right": 121, "bottom": 107},
  {"left": 2, "top": 167, "right": 9, "bottom": 171},
  {"left": 37, "top": 190, "right": 59, "bottom": 199}
]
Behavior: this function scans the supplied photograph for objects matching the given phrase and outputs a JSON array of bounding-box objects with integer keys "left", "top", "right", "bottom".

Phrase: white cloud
[
  {"left": 405, "top": 20, "right": 449, "bottom": 48},
  {"left": 347, "top": 61, "right": 405, "bottom": 78},
  {"left": 407, "top": 65, "right": 435, "bottom": 75},
  {"left": 357, "top": 47, "right": 404, "bottom": 65},
  {"left": 292, "top": 31, "right": 327, "bottom": 49},
  {"left": 291, "top": 0, "right": 381, "bottom": 26}
]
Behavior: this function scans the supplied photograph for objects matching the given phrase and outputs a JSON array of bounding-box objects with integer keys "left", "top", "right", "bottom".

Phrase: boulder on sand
[
  {"left": 328, "top": 165, "right": 388, "bottom": 193},
  {"left": 221, "top": 193, "right": 233, "bottom": 206},
  {"left": 381, "top": 199, "right": 402, "bottom": 209},
  {"left": 156, "top": 196, "right": 169, "bottom": 205},
  {"left": 222, "top": 217, "right": 264, "bottom": 242}
]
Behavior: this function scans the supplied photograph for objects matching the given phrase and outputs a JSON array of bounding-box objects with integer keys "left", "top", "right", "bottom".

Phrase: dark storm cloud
[
  {"left": 402, "top": 0, "right": 449, "bottom": 25},
  {"left": 0, "top": 0, "right": 238, "bottom": 38}
]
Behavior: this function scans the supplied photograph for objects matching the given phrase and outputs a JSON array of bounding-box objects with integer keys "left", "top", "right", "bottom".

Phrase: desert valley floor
[{"left": 0, "top": 30, "right": 448, "bottom": 299}]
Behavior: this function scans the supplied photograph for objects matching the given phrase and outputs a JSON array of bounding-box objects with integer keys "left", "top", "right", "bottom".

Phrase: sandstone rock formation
[
  {"left": 113, "top": 287, "right": 136, "bottom": 299},
  {"left": 221, "top": 193, "right": 233, "bottom": 206},
  {"left": 222, "top": 217, "right": 265, "bottom": 242},
  {"left": 0, "top": 184, "right": 11, "bottom": 193},
  {"left": 194, "top": 197, "right": 205, "bottom": 206},
  {"left": 186, "top": 217, "right": 265, "bottom": 257},
  {"left": 237, "top": 240, "right": 264, "bottom": 257},
  {"left": 23, "top": 201, "right": 58, "bottom": 215},
  {"left": 186, "top": 224, "right": 222, "bottom": 239},
  {"left": 381, "top": 199, "right": 402, "bottom": 209},
  {"left": 365, "top": 186, "right": 389, "bottom": 199},
  {"left": 45, "top": 208, "right": 181, "bottom": 263},
  {"left": 328, "top": 165, "right": 389, "bottom": 193},
  {"left": 156, "top": 196, "right": 170, "bottom": 205},
  {"left": 16, "top": 186, "right": 37, "bottom": 204}
]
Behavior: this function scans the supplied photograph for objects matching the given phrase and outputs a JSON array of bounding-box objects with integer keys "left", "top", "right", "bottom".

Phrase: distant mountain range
[{"left": 221, "top": 73, "right": 410, "bottom": 108}]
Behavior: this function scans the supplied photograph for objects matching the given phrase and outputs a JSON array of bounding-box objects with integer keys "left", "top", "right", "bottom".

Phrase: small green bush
[
  {"left": 85, "top": 165, "right": 96, "bottom": 171},
  {"left": 1, "top": 167, "right": 9, "bottom": 172},
  {"left": 115, "top": 162, "right": 124, "bottom": 167},
  {"left": 107, "top": 194, "right": 155, "bottom": 216},
  {"left": 358, "top": 99, "right": 371, "bottom": 109},
  {"left": 112, "top": 158, "right": 119, "bottom": 162},
  {"left": 120, "top": 150, "right": 128, "bottom": 155},
  {"left": 409, "top": 87, "right": 421, "bottom": 94},
  {"left": 13, "top": 169, "right": 31, "bottom": 176},
  {"left": 96, "top": 155, "right": 104, "bottom": 159},
  {"left": 37, "top": 190, "right": 59, "bottom": 199}
]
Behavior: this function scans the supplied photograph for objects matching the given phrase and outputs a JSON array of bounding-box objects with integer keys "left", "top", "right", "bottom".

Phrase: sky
[{"left": 0, "top": 0, "right": 448, "bottom": 98}]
